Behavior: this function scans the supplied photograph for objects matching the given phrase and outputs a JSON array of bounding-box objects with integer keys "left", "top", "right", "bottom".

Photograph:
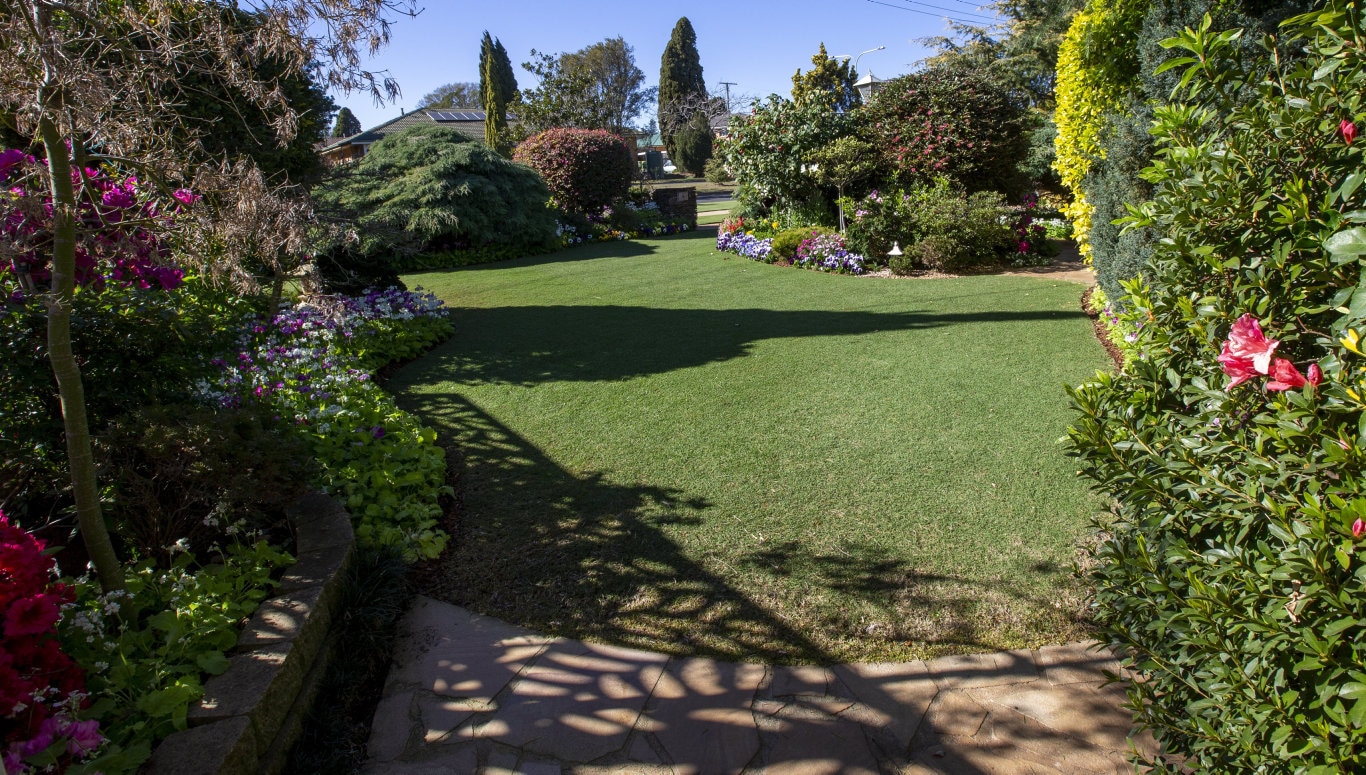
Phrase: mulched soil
[{"left": 1081, "top": 285, "right": 1125, "bottom": 369}]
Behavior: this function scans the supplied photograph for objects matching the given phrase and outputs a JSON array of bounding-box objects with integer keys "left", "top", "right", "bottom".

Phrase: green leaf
[
  {"left": 1325, "top": 227, "right": 1366, "bottom": 259},
  {"left": 195, "top": 650, "right": 231, "bottom": 675}
]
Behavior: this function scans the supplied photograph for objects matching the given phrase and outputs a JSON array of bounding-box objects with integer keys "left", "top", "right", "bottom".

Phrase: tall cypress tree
[
  {"left": 479, "top": 32, "right": 516, "bottom": 155},
  {"left": 658, "top": 17, "right": 705, "bottom": 164}
]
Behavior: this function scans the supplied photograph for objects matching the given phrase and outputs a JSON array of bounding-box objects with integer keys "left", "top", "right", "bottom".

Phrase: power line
[{"left": 863, "top": 0, "right": 1000, "bottom": 25}]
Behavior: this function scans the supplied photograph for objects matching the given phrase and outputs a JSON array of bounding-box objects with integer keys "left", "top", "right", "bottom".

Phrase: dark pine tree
[{"left": 331, "top": 107, "right": 361, "bottom": 138}]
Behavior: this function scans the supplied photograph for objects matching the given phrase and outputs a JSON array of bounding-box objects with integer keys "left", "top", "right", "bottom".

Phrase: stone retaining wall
[{"left": 143, "top": 493, "right": 354, "bottom": 775}]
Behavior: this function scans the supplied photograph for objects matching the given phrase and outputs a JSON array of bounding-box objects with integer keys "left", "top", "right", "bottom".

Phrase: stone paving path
[{"left": 365, "top": 597, "right": 1155, "bottom": 774}]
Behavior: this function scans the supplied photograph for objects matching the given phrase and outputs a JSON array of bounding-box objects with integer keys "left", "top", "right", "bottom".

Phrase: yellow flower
[{"left": 772, "top": 221, "right": 780, "bottom": 229}]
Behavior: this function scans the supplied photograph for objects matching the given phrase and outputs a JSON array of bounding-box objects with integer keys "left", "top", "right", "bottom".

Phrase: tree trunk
[{"left": 38, "top": 116, "right": 124, "bottom": 591}]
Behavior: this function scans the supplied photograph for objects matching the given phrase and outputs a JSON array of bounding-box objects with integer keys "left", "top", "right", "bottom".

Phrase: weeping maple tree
[{"left": 0, "top": 0, "right": 417, "bottom": 591}]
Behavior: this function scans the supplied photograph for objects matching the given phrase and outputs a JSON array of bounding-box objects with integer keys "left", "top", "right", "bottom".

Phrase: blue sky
[{"left": 330, "top": 0, "right": 1000, "bottom": 131}]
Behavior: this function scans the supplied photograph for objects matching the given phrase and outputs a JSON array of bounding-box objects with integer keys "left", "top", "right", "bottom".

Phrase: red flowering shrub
[
  {"left": 858, "top": 60, "right": 1030, "bottom": 197},
  {"left": 0, "top": 511, "right": 102, "bottom": 773},
  {"left": 512, "top": 128, "right": 635, "bottom": 215}
]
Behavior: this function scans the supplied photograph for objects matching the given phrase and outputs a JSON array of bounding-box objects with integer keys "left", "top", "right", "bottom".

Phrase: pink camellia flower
[
  {"left": 1265, "top": 357, "right": 1321, "bottom": 391},
  {"left": 1342, "top": 119, "right": 1357, "bottom": 145},
  {"left": 1354, "top": 518, "right": 1366, "bottom": 539},
  {"left": 1218, "top": 314, "right": 1279, "bottom": 388}
]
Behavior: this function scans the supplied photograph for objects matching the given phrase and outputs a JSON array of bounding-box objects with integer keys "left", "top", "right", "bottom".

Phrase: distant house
[{"left": 319, "top": 109, "right": 513, "bottom": 164}]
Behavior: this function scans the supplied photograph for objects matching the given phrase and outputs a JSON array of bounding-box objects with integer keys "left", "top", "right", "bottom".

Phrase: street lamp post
[{"left": 835, "top": 46, "right": 886, "bottom": 104}]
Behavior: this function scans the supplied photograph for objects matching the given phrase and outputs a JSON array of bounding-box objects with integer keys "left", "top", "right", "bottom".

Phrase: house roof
[{"left": 320, "top": 109, "right": 510, "bottom": 151}]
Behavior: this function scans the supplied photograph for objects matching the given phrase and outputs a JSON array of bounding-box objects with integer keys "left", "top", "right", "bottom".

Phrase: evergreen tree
[
  {"left": 671, "top": 111, "right": 712, "bottom": 177},
  {"left": 331, "top": 106, "right": 361, "bottom": 138},
  {"left": 791, "top": 43, "right": 860, "bottom": 111},
  {"left": 658, "top": 17, "right": 705, "bottom": 165},
  {"left": 479, "top": 31, "right": 517, "bottom": 153}
]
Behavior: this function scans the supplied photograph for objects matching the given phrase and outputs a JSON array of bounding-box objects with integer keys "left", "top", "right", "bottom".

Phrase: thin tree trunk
[{"left": 38, "top": 116, "right": 124, "bottom": 591}]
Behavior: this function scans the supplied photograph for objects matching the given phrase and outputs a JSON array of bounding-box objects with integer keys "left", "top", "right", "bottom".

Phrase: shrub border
[{"left": 142, "top": 493, "right": 354, "bottom": 775}]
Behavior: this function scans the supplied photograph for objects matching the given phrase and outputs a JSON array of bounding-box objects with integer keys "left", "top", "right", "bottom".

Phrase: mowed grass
[{"left": 391, "top": 231, "right": 1110, "bottom": 664}]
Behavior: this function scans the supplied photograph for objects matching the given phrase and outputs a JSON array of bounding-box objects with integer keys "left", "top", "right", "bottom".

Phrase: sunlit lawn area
[{"left": 390, "top": 231, "right": 1110, "bottom": 663}]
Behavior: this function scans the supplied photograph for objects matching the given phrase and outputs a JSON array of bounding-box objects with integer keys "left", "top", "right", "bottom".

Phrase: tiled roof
[{"left": 320, "top": 110, "right": 508, "bottom": 151}]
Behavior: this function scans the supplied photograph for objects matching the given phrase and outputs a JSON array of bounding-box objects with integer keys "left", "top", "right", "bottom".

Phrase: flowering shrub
[
  {"left": 795, "top": 232, "right": 865, "bottom": 274},
  {"left": 1, "top": 150, "right": 188, "bottom": 295},
  {"left": 1, "top": 512, "right": 102, "bottom": 775},
  {"left": 1005, "top": 194, "right": 1056, "bottom": 267},
  {"left": 857, "top": 59, "right": 1030, "bottom": 197},
  {"left": 715, "top": 97, "right": 850, "bottom": 217},
  {"left": 843, "top": 181, "right": 1013, "bottom": 272},
  {"left": 555, "top": 199, "right": 692, "bottom": 247},
  {"left": 1066, "top": 6, "right": 1366, "bottom": 769},
  {"left": 200, "top": 288, "right": 452, "bottom": 559},
  {"left": 513, "top": 128, "right": 635, "bottom": 215},
  {"left": 715, "top": 230, "right": 773, "bottom": 261}
]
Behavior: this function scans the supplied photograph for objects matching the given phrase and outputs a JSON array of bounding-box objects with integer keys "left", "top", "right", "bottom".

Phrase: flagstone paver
[{"left": 366, "top": 597, "right": 1154, "bottom": 774}]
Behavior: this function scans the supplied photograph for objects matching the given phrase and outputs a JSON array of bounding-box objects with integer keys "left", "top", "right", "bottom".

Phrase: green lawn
[{"left": 391, "top": 231, "right": 1110, "bottom": 664}]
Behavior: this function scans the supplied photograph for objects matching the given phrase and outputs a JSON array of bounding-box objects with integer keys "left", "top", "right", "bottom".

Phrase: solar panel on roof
[{"left": 425, "top": 110, "right": 487, "bottom": 122}]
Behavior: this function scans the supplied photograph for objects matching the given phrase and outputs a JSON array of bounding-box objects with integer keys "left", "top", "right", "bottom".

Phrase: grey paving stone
[
  {"left": 366, "top": 690, "right": 417, "bottom": 762},
  {"left": 761, "top": 665, "right": 834, "bottom": 700},
  {"left": 967, "top": 682, "right": 1136, "bottom": 754},
  {"left": 761, "top": 714, "right": 881, "bottom": 775},
  {"left": 645, "top": 657, "right": 764, "bottom": 775},
  {"left": 465, "top": 639, "right": 668, "bottom": 763},
  {"left": 387, "top": 597, "right": 552, "bottom": 703},
  {"left": 832, "top": 661, "right": 938, "bottom": 749},
  {"left": 922, "top": 692, "right": 990, "bottom": 740},
  {"left": 927, "top": 650, "right": 1040, "bottom": 691},
  {"left": 1034, "top": 642, "right": 1122, "bottom": 686}
]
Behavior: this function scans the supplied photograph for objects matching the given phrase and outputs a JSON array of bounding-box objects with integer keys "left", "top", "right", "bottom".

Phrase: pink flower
[
  {"left": 1218, "top": 314, "right": 1279, "bottom": 388},
  {"left": 1266, "top": 358, "right": 1313, "bottom": 391},
  {"left": 171, "top": 188, "right": 200, "bottom": 207},
  {"left": 1355, "top": 518, "right": 1366, "bottom": 539},
  {"left": 1342, "top": 119, "right": 1357, "bottom": 146},
  {"left": 65, "top": 718, "right": 102, "bottom": 756}
]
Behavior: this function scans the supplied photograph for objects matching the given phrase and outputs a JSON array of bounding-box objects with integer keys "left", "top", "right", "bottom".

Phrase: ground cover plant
[
  {"left": 390, "top": 231, "right": 1109, "bottom": 664},
  {"left": 1066, "top": 3, "right": 1366, "bottom": 769}
]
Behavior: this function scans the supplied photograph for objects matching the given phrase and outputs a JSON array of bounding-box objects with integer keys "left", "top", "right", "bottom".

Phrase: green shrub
[
  {"left": 703, "top": 156, "right": 732, "bottom": 184},
  {"left": 858, "top": 58, "right": 1031, "bottom": 197},
  {"left": 671, "top": 111, "right": 713, "bottom": 177},
  {"left": 846, "top": 181, "right": 1011, "bottom": 272},
  {"left": 770, "top": 226, "right": 831, "bottom": 262},
  {"left": 1066, "top": 6, "right": 1366, "bottom": 770},
  {"left": 512, "top": 127, "right": 635, "bottom": 215},
  {"left": 0, "top": 280, "right": 257, "bottom": 519},
  {"left": 312, "top": 124, "right": 557, "bottom": 292},
  {"left": 101, "top": 404, "right": 313, "bottom": 563}
]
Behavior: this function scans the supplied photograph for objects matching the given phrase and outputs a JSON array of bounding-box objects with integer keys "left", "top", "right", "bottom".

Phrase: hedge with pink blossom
[{"left": 1065, "top": 5, "right": 1366, "bottom": 770}]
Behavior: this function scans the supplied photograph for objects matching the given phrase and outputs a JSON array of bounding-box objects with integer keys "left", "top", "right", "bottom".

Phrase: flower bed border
[{"left": 142, "top": 493, "right": 354, "bottom": 775}]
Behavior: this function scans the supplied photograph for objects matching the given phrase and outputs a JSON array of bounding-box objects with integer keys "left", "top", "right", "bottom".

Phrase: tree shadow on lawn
[
  {"left": 399, "top": 389, "right": 1092, "bottom": 666},
  {"left": 409, "top": 230, "right": 710, "bottom": 276},
  {"left": 737, "top": 540, "right": 1095, "bottom": 661},
  {"left": 403, "top": 392, "right": 833, "bottom": 664},
  {"left": 417, "top": 304, "right": 1085, "bottom": 387}
]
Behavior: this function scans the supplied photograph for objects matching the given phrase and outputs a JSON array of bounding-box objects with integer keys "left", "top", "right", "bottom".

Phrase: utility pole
[{"left": 719, "top": 81, "right": 737, "bottom": 112}]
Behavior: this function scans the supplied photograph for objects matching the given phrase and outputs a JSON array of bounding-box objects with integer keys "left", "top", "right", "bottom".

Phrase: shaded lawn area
[{"left": 390, "top": 231, "right": 1111, "bottom": 664}]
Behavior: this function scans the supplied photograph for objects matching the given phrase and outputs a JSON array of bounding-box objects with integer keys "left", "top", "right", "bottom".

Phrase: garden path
[{"left": 364, "top": 597, "right": 1154, "bottom": 774}]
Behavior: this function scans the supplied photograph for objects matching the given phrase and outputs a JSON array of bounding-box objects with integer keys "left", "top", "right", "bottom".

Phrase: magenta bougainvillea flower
[{"left": 1342, "top": 119, "right": 1357, "bottom": 145}]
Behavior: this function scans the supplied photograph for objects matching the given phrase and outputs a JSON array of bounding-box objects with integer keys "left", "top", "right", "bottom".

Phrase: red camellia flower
[
  {"left": 1354, "top": 518, "right": 1366, "bottom": 539},
  {"left": 1342, "top": 119, "right": 1357, "bottom": 145}
]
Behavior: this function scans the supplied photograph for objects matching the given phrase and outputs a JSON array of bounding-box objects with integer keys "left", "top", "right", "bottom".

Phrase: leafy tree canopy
[
  {"left": 791, "top": 43, "right": 860, "bottom": 111},
  {"left": 518, "top": 37, "right": 655, "bottom": 135},
  {"left": 419, "top": 81, "right": 481, "bottom": 109}
]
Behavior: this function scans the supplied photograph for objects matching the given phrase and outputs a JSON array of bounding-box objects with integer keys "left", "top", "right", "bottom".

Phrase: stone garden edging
[{"left": 142, "top": 493, "right": 355, "bottom": 775}]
